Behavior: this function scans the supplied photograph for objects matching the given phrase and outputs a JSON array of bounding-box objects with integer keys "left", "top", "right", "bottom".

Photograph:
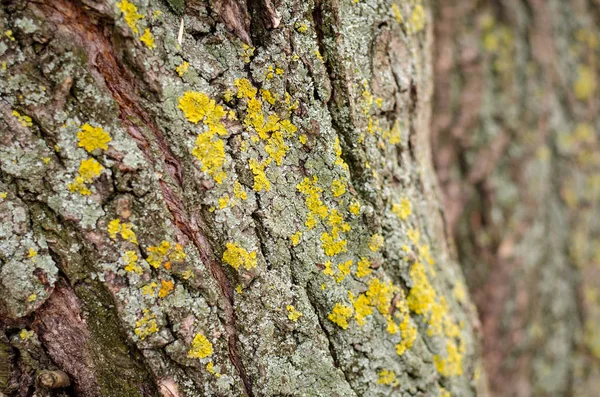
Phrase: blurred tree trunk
[
  {"left": 0, "top": 0, "right": 484, "bottom": 396},
  {"left": 433, "top": 0, "right": 600, "bottom": 395}
]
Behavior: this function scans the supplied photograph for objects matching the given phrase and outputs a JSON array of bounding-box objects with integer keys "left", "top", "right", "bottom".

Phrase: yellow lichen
[
  {"left": 335, "top": 260, "right": 353, "bottom": 283},
  {"left": 124, "top": 251, "right": 143, "bottom": 274},
  {"left": 188, "top": 333, "right": 213, "bottom": 359},
  {"left": 290, "top": 231, "right": 302, "bottom": 246},
  {"left": 331, "top": 178, "right": 346, "bottom": 197},
  {"left": 12, "top": 110, "right": 33, "bottom": 127},
  {"left": 107, "top": 219, "right": 138, "bottom": 244},
  {"left": 377, "top": 369, "right": 398, "bottom": 385},
  {"left": 69, "top": 158, "right": 104, "bottom": 195},
  {"left": 391, "top": 4, "right": 403, "bottom": 23},
  {"left": 265, "top": 131, "right": 289, "bottom": 165},
  {"left": 234, "top": 78, "right": 257, "bottom": 99},
  {"left": 321, "top": 232, "right": 347, "bottom": 257},
  {"left": 286, "top": 305, "right": 303, "bottom": 321},
  {"left": 147, "top": 241, "right": 186, "bottom": 268},
  {"left": 366, "top": 278, "right": 395, "bottom": 315},
  {"left": 368, "top": 234, "right": 384, "bottom": 252},
  {"left": 140, "top": 28, "right": 155, "bottom": 49},
  {"left": 206, "top": 361, "right": 221, "bottom": 377},
  {"left": 392, "top": 198, "right": 412, "bottom": 220},
  {"left": 28, "top": 248, "right": 37, "bottom": 258},
  {"left": 356, "top": 257, "right": 372, "bottom": 277},
  {"left": 574, "top": 65, "right": 597, "bottom": 100},
  {"left": 248, "top": 158, "right": 271, "bottom": 191},
  {"left": 408, "top": 4, "right": 426, "bottom": 34},
  {"left": 328, "top": 303, "right": 353, "bottom": 329},
  {"left": 297, "top": 176, "right": 329, "bottom": 229},
  {"left": 158, "top": 280, "right": 174, "bottom": 298},
  {"left": 222, "top": 242, "right": 257, "bottom": 271},
  {"left": 349, "top": 200, "right": 361, "bottom": 215},
  {"left": 141, "top": 282, "right": 158, "bottom": 296},
  {"left": 116, "top": 0, "right": 144, "bottom": 34},
  {"left": 218, "top": 194, "right": 230, "bottom": 209},
  {"left": 135, "top": 309, "right": 159, "bottom": 340},
  {"left": 234, "top": 181, "right": 248, "bottom": 200},
  {"left": 0, "top": 192, "right": 7, "bottom": 199},
  {"left": 20, "top": 329, "right": 34, "bottom": 340},
  {"left": 434, "top": 340, "right": 464, "bottom": 377},
  {"left": 349, "top": 292, "right": 373, "bottom": 326},
  {"left": 27, "top": 293, "right": 37, "bottom": 302},
  {"left": 192, "top": 132, "right": 226, "bottom": 184}
]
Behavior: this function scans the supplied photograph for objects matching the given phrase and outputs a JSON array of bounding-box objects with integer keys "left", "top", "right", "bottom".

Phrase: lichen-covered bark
[
  {"left": 433, "top": 0, "right": 600, "bottom": 395},
  {"left": 0, "top": 0, "right": 481, "bottom": 396}
]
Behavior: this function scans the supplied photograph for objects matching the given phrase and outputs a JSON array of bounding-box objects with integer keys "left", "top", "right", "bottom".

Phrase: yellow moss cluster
[
  {"left": 134, "top": 309, "right": 159, "bottom": 340},
  {"left": 286, "top": 305, "right": 303, "bottom": 322},
  {"left": 68, "top": 158, "right": 104, "bottom": 195},
  {"left": 328, "top": 303, "right": 353, "bottom": 329},
  {"left": 392, "top": 198, "right": 412, "bottom": 220},
  {"left": 188, "top": 333, "right": 213, "bottom": 359},
  {"left": 116, "top": 0, "right": 144, "bottom": 34},
  {"left": 12, "top": 110, "right": 32, "bottom": 127},
  {"left": 179, "top": 91, "right": 228, "bottom": 183},
  {"left": 107, "top": 219, "right": 138, "bottom": 244},
  {"left": 77, "top": 124, "right": 111, "bottom": 152},
  {"left": 147, "top": 240, "right": 186, "bottom": 269},
  {"left": 123, "top": 251, "right": 142, "bottom": 274},
  {"left": 222, "top": 242, "right": 257, "bottom": 271}
]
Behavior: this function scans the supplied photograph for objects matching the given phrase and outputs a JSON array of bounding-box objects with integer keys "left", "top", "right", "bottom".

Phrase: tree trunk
[
  {"left": 1, "top": 0, "right": 598, "bottom": 396},
  {"left": 433, "top": 0, "right": 600, "bottom": 395}
]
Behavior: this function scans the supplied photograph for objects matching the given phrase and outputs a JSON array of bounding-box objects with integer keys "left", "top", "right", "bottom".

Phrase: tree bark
[{"left": 433, "top": 0, "right": 600, "bottom": 395}]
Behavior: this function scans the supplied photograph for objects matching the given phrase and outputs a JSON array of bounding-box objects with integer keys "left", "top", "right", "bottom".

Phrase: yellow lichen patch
[
  {"left": 0, "top": 192, "right": 7, "bottom": 199},
  {"left": 407, "top": 262, "right": 435, "bottom": 315},
  {"left": 176, "top": 61, "right": 189, "bottom": 76},
  {"left": 349, "top": 292, "right": 373, "bottom": 326},
  {"left": 395, "top": 315, "right": 418, "bottom": 355},
  {"left": 78, "top": 158, "right": 103, "bottom": 182},
  {"left": 366, "top": 278, "right": 395, "bottom": 315},
  {"left": 439, "top": 386, "right": 451, "bottom": 397},
  {"left": 124, "top": 251, "right": 142, "bottom": 274},
  {"left": 434, "top": 340, "right": 464, "bottom": 377},
  {"left": 368, "top": 234, "right": 384, "bottom": 252},
  {"left": 234, "top": 181, "right": 248, "bottom": 200},
  {"left": 391, "top": 4, "right": 403, "bottom": 23},
  {"left": 27, "top": 294, "right": 37, "bottom": 302},
  {"left": 107, "top": 219, "right": 138, "bottom": 244},
  {"left": 235, "top": 284, "right": 243, "bottom": 294},
  {"left": 234, "top": 78, "right": 257, "bottom": 99},
  {"left": 297, "top": 176, "right": 328, "bottom": 229},
  {"left": 192, "top": 132, "right": 226, "bottom": 184},
  {"left": 408, "top": 4, "right": 426, "bottom": 34},
  {"left": 206, "top": 361, "right": 221, "bottom": 377},
  {"left": 574, "top": 65, "right": 597, "bottom": 100},
  {"left": 135, "top": 309, "right": 159, "bottom": 340},
  {"left": 12, "top": 110, "right": 33, "bottom": 127},
  {"left": 335, "top": 260, "right": 353, "bottom": 283},
  {"left": 265, "top": 131, "right": 289, "bottom": 165},
  {"left": 323, "top": 260, "right": 335, "bottom": 277},
  {"left": 321, "top": 232, "right": 347, "bottom": 257},
  {"left": 377, "top": 369, "right": 398, "bottom": 386},
  {"left": 286, "top": 305, "right": 303, "bottom": 321},
  {"left": 327, "top": 209, "right": 351, "bottom": 238},
  {"left": 383, "top": 120, "right": 402, "bottom": 144},
  {"left": 20, "top": 329, "right": 34, "bottom": 340},
  {"left": 117, "top": 0, "right": 144, "bottom": 34},
  {"left": 248, "top": 158, "right": 271, "bottom": 191},
  {"left": 140, "top": 28, "right": 155, "bottom": 49},
  {"left": 328, "top": 303, "right": 353, "bottom": 329},
  {"left": 218, "top": 194, "right": 230, "bottom": 209},
  {"left": 295, "top": 22, "right": 308, "bottom": 33},
  {"left": 222, "top": 242, "right": 257, "bottom": 271},
  {"left": 147, "top": 241, "right": 186, "bottom": 268},
  {"left": 28, "top": 248, "right": 37, "bottom": 258},
  {"left": 333, "top": 137, "right": 349, "bottom": 171},
  {"left": 158, "top": 280, "right": 174, "bottom": 298},
  {"left": 356, "top": 257, "right": 372, "bottom": 278},
  {"left": 141, "top": 282, "right": 158, "bottom": 296},
  {"left": 331, "top": 178, "right": 346, "bottom": 197},
  {"left": 349, "top": 200, "right": 361, "bottom": 215},
  {"left": 392, "top": 198, "right": 412, "bottom": 220},
  {"left": 299, "top": 134, "right": 307, "bottom": 145},
  {"left": 188, "top": 333, "right": 213, "bottom": 359},
  {"left": 407, "top": 228, "right": 420, "bottom": 244},
  {"left": 453, "top": 281, "right": 467, "bottom": 303},
  {"left": 290, "top": 231, "right": 302, "bottom": 246},
  {"left": 240, "top": 44, "right": 255, "bottom": 63},
  {"left": 260, "top": 88, "right": 277, "bottom": 105}
]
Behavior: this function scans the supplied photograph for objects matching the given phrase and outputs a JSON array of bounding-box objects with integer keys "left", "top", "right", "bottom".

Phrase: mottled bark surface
[
  {"left": 1, "top": 0, "right": 482, "bottom": 396},
  {"left": 433, "top": 0, "right": 600, "bottom": 396}
]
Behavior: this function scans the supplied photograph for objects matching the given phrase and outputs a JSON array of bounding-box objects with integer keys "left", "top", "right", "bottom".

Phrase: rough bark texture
[
  {"left": 1, "top": 0, "right": 482, "bottom": 396},
  {"left": 433, "top": 0, "right": 600, "bottom": 396}
]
